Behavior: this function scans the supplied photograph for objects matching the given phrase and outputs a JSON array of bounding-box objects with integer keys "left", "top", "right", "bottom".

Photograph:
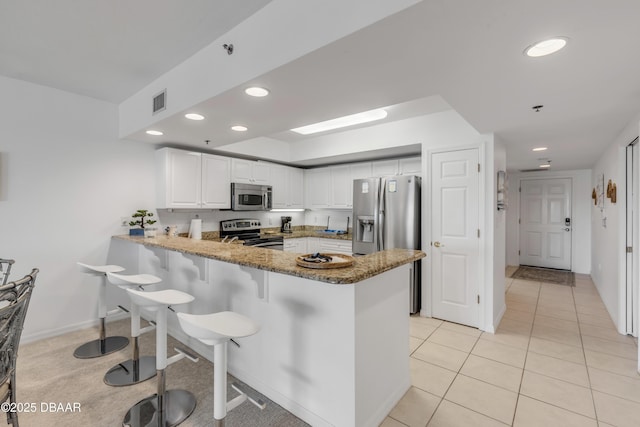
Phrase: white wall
[
  {"left": 492, "top": 136, "right": 507, "bottom": 329},
  {"left": 0, "top": 75, "right": 157, "bottom": 342},
  {"left": 590, "top": 114, "right": 640, "bottom": 332},
  {"left": 505, "top": 169, "right": 592, "bottom": 275}
]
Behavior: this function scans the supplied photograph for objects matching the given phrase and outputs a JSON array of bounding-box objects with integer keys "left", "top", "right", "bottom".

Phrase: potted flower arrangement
[{"left": 129, "top": 209, "right": 157, "bottom": 236}]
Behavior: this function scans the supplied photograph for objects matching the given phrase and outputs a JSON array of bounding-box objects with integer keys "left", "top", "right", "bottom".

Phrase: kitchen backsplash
[{"left": 153, "top": 209, "right": 350, "bottom": 235}]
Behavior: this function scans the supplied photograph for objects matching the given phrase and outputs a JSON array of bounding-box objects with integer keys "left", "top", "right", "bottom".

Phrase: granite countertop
[
  {"left": 113, "top": 234, "right": 424, "bottom": 285},
  {"left": 178, "top": 226, "right": 351, "bottom": 241}
]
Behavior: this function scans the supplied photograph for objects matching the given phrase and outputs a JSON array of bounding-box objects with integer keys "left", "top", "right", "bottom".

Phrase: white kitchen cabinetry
[
  {"left": 372, "top": 159, "right": 399, "bottom": 176},
  {"left": 272, "top": 164, "right": 304, "bottom": 209},
  {"left": 330, "top": 165, "right": 352, "bottom": 208},
  {"left": 399, "top": 157, "right": 422, "bottom": 176},
  {"left": 304, "top": 168, "right": 331, "bottom": 209},
  {"left": 350, "top": 162, "right": 372, "bottom": 180},
  {"left": 283, "top": 238, "right": 307, "bottom": 253},
  {"left": 231, "top": 158, "right": 270, "bottom": 184},
  {"left": 156, "top": 148, "right": 231, "bottom": 209},
  {"left": 306, "top": 237, "right": 320, "bottom": 254},
  {"left": 318, "top": 238, "right": 352, "bottom": 255}
]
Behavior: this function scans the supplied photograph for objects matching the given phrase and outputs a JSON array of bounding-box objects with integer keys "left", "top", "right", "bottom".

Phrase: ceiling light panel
[
  {"left": 185, "top": 113, "right": 205, "bottom": 120},
  {"left": 291, "top": 108, "right": 388, "bottom": 135},
  {"left": 525, "top": 37, "right": 568, "bottom": 57},
  {"left": 532, "top": 147, "right": 548, "bottom": 152}
]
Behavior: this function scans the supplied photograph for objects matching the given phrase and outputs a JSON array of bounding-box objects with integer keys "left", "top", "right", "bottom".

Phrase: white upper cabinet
[
  {"left": 350, "top": 162, "right": 372, "bottom": 180},
  {"left": 271, "top": 164, "right": 304, "bottom": 209},
  {"left": 231, "top": 158, "right": 270, "bottom": 184},
  {"left": 399, "top": 157, "right": 422, "bottom": 176},
  {"left": 372, "top": 159, "right": 399, "bottom": 176},
  {"left": 201, "top": 154, "right": 231, "bottom": 208},
  {"left": 304, "top": 168, "right": 331, "bottom": 209},
  {"left": 330, "top": 165, "right": 352, "bottom": 208},
  {"left": 156, "top": 148, "right": 231, "bottom": 209}
]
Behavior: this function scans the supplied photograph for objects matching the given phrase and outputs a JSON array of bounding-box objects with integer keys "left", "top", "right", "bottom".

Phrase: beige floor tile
[
  {"left": 531, "top": 323, "right": 582, "bottom": 347},
  {"left": 410, "top": 357, "right": 456, "bottom": 397},
  {"left": 584, "top": 349, "right": 639, "bottom": 378},
  {"left": 576, "top": 303, "right": 610, "bottom": 317},
  {"left": 525, "top": 352, "right": 589, "bottom": 387},
  {"left": 497, "top": 317, "right": 533, "bottom": 335},
  {"left": 439, "top": 321, "right": 482, "bottom": 337},
  {"left": 505, "top": 300, "right": 536, "bottom": 314},
  {"left": 502, "top": 308, "right": 535, "bottom": 324},
  {"left": 472, "top": 339, "right": 527, "bottom": 368},
  {"left": 520, "top": 371, "right": 595, "bottom": 418},
  {"left": 460, "top": 354, "right": 523, "bottom": 392},
  {"left": 389, "top": 386, "right": 440, "bottom": 427},
  {"left": 481, "top": 329, "right": 530, "bottom": 350},
  {"left": 513, "top": 395, "right": 597, "bottom": 427},
  {"left": 580, "top": 323, "right": 635, "bottom": 345},
  {"left": 411, "top": 315, "right": 444, "bottom": 328},
  {"left": 592, "top": 390, "right": 640, "bottom": 427},
  {"left": 573, "top": 294, "right": 606, "bottom": 306},
  {"left": 507, "top": 294, "right": 539, "bottom": 306},
  {"left": 581, "top": 334, "right": 637, "bottom": 360},
  {"left": 409, "top": 336, "right": 423, "bottom": 355},
  {"left": 533, "top": 313, "right": 579, "bottom": 333},
  {"left": 444, "top": 374, "right": 518, "bottom": 425},
  {"left": 535, "top": 305, "right": 578, "bottom": 321},
  {"left": 528, "top": 337, "right": 585, "bottom": 364},
  {"left": 413, "top": 341, "right": 469, "bottom": 372},
  {"left": 536, "top": 298, "right": 576, "bottom": 313},
  {"left": 429, "top": 399, "right": 508, "bottom": 427},
  {"left": 577, "top": 311, "right": 615, "bottom": 328},
  {"left": 410, "top": 322, "right": 437, "bottom": 340},
  {"left": 380, "top": 416, "right": 408, "bottom": 427},
  {"left": 588, "top": 367, "right": 640, "bottom": 404},
  {"left": 427, "top": 328, "right": 479, "bottom": 353}
]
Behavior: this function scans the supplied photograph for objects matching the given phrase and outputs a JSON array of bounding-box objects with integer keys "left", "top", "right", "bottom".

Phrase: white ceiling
[{"left": 3, "top": 0, "right": 640, "bottom": 172}]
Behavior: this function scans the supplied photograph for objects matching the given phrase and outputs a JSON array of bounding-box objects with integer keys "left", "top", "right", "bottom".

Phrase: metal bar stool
[
  {"left": 123, "top": 289, "right": 198, "bottom": 427},
  {"left": 176, "top": 311, "right": 263, "bottom": 426},
  {"left": 74, "top": 262, "right": 129, "bottom": 358},
  {"left": 104, "top": 271, "right": 161, "bottom": 386}
]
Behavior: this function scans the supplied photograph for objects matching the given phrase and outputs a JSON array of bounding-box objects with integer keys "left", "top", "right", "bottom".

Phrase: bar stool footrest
[{"left": 231, "top": 382, "right": 266, "bottom": 410}]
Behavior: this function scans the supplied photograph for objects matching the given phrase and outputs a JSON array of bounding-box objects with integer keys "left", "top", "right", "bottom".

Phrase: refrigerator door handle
[{"left": 378, "top": 178, "right": 385, "bottom": 251}]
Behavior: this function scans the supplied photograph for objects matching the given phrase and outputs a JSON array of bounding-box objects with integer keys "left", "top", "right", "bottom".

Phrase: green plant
[{"left": 129, "top": 209, "right": 157, "bottom": 229}]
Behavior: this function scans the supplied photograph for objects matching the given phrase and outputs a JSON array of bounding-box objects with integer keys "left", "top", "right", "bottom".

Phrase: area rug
[{"left": 511, "top": 265, "right": 575, "bottom": 286}]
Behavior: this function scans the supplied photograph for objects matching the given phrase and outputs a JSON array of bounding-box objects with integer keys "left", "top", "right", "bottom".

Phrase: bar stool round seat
[
  {"left": 74, "top": 263, "right": 129, "bottom": 359},
  {"left": 104, "top": 272, "right": 162, "bottom": 387},
  {"left": 177, "top": 311, "right": 261, "bottom": 426},
  {"left": 123, "top": 288, "right": 196, "bottom": 427}
]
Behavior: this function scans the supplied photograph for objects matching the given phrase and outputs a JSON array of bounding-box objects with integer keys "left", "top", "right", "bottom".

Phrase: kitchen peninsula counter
[
  {"left": 113, "top": 234, "right": 424, "bottom": 284},
  {"left": 111, "top": 234, "right": 423, "bottom": 427}
]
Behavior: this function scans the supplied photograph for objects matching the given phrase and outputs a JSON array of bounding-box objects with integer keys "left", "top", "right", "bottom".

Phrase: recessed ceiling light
[
  {"left": 146, "top": 130, "right": 163, "bottom": 136},
  {"left": 532, "top": 147, "right": 548, "bottom": 152},
  {"left": 245, "top": 87, "right": 270, "bottom": 97},
  {"left": 185, "top": 113, "right": 205, "bottom": 121},
  {"left": 525, "top": 37, "right": 568, "bottom": 57},
  {"left": 291, "top": 108, "right": 388, "bottom": 135},
  {"left": 231, "top": 125, "right": 248, "bottom": 132},
  {"left": 539, "top": 164, "right": 551, "bottom": 168}
]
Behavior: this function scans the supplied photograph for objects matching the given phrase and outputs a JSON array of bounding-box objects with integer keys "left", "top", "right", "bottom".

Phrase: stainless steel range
[{"left": 219, "top": 219, "right": 283, "bottom": 250}]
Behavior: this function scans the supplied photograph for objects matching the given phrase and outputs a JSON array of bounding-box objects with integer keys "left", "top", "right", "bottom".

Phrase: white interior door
[
  {"left": 431, "top": 148, "right": 480, "bottom": 327},
  {"left": 626, "top": 141, "right": 638, "bottom": 337},
  {"left": 519, "top": 178, "right": 572, "bottom": 270}
]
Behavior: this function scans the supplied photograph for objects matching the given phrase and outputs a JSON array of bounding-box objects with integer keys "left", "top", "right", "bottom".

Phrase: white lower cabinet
[
  {"left": 283, "top": 238, "right": 307, "bottom": 253},
  {"left": 318, "top": 238, "right": 352, "bottom": 255}
]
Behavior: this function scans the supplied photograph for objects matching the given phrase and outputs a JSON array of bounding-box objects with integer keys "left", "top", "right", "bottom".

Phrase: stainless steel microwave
[{"left": 231, "top": 183, "right": 272, "bottom": 211}]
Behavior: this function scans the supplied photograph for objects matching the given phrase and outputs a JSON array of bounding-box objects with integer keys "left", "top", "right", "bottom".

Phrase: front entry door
[
  {"left": 431, "top": 148, "right": 480, "bottom": 327},
  {"left": 519, "top": 178, "right": 572, "bottom": 270}
]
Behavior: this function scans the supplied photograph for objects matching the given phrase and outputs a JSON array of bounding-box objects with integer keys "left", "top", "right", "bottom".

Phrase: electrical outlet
[{"left": 120, "top": 217, "right": 129, "bottom": 227}]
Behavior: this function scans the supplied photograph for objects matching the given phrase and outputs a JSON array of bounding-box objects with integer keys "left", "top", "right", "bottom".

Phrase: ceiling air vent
[
  {"left": 152, "top": 89, "right": 166, "bottom": 115},
  {"left": 520, "top": 168, "right": 549, "bottom": 172}
]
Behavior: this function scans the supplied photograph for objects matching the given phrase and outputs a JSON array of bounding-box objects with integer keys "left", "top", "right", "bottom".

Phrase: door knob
[
  {"left": 433, "top": 241, "right": 444, "bottom": 247},
  {"left": 564, "top": 228, "right": 571, "bottom": 232}
]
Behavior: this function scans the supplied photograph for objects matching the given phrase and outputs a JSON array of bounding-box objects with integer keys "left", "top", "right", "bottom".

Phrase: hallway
[{"left": 384, "top": 271, "right": 640, "bottom": 426}]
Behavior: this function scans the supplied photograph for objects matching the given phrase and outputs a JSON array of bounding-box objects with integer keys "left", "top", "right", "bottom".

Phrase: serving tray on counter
[{"left": 295, "top": 253, "right": 354, "bottom": 269}]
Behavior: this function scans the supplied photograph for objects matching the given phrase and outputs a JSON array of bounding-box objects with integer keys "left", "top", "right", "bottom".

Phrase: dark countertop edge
[{"left": 112, "top": 235, "right": 424, "bottom": 285}]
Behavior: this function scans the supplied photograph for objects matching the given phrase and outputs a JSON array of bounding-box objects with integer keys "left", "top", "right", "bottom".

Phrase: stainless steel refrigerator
[{"left": 352, "top": 175, "right": 421, "bottom": 313}]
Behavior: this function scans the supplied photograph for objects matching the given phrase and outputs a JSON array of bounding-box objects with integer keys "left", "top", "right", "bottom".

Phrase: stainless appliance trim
[{"left": 231, "top": 183, "right": 272, "bottom": 211}]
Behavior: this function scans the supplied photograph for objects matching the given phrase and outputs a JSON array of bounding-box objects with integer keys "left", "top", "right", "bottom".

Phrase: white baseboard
[{"left": 21, "top": 312, "right": 129, "bottom": 344}]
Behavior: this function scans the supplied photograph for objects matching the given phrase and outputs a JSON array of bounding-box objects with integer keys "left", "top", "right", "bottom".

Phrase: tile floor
[{"left": 380, "top": 269, "right": 640, "bottom": 427}]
